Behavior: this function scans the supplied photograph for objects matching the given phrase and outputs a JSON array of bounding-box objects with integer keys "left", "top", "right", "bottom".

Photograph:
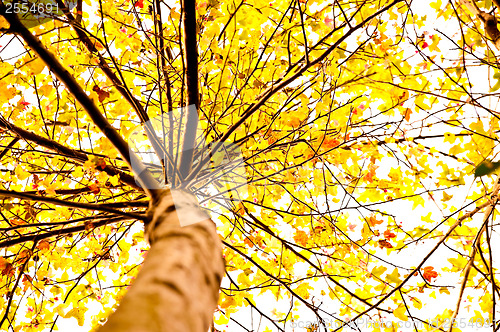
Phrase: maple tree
[{"left": 0, "top": 0, "right": 499, "bottom": 331}]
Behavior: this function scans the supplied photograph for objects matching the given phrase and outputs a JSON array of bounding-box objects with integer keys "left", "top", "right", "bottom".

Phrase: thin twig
[
  {"left": 332, "top": 178, "right": 500, "bottom": 331},
  {"left": 447, "top": 178, "right": 500, "bottom": 332},
  {"left": 0, "top": 6, "right": 162, "bottom": 201},
  {"left": 54, "top": 0, "right": 171, "bottom": 171},
  {"left": 0, "top": 216, "right": 128, "bottom": 249},
  {"left": 0, "top": 117, "right": 142, "bottom": 191},
  {"left": 0, "top": 189, "right": 147, "bottom": 220}
]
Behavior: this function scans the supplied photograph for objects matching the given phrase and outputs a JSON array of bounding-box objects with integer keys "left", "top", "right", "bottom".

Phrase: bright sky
[{"left": 217, "top": 1, "right": 500, "bottom": 331}]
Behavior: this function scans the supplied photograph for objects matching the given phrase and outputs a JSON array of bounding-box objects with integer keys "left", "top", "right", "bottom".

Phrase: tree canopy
[{"left": 0, "top": 0, "right": 499, "bottom": 330}]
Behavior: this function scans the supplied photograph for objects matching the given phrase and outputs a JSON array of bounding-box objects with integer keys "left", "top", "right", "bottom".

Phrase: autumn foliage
[{"left": 0, "top": 0, "right": 499, "bottom": 331}]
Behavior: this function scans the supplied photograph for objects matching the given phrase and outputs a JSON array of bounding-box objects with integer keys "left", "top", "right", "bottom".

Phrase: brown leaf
[
  {"left": 89, "top": 183, "right": 100, "bottom": 195},
  {"left": 1, "top": 262, "right": 14, "bottom": 277},
  {"left": 378, "top": 239, "right": 393, "bottom": 249},
  {"left": 92, "top": 85, "right": 110, "bottom": 102}
]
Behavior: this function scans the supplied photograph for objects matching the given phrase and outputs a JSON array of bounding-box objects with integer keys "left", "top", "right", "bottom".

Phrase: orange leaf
[
  {"left": 293, "top": 230, "right": 308, "bottom": 246},
  {"left": 364, "top": 171, "right": 375, "bottom": 183},
  {"left": 235, "top": 202, "right": 245, "bottom": 216},
  {"left": 384, "top": 230, "right": 396, "bottom": 239},
  {"left": 404, "top": 108, "right": 412, "bottom": 121},
  {"left": 367, "top": 216, "right": 383, "bottom": 227},
  {"left": 89, "top": 183, "right": 100, "bottom": 195},
  {"left": 321, "top": 137, "right": 340, "bottom": 149},
  {"left": 19, "top": 249, "right": 32, "bottom": 264},
  {"left": 11, "top": 218, "right": 25, "bottom": 226},
  {"left": 96, "top": 158, "right": 107, "bottom": 170},
  {"left": 324, "top": 16, "right": 334, "bottom": 29},
  {"left": 36, "top": 240, "right": 50, "bottom": 251},
  {"left": 243, "top": 237, "right": 254, "bottom": 248},
  {"left": 22, "top": 274, "right": 33, "bottom": 291},
  {"left": 288, "top": 117, "right": 302, "bottom": 128},
  {"left": 422, "top": 266, "right": 438, "bottom": 282}
]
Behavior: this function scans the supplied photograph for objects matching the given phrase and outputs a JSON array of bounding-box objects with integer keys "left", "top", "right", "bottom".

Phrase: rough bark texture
[{"left": 98, "top": 189, "right": 225, "bottom": 332}]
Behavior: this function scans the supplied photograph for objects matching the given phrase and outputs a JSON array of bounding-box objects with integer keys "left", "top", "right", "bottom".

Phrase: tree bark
[
  {"left": 98, "top": 190, "right": 225, "bottom": 332},
  {"left": 458, "top": 0, "right": 500, "bottom": 49}
]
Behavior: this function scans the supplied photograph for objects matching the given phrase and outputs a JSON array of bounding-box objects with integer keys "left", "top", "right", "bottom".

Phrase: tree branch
[
  {"left": 0, "top": 116, "right": 142, "bottom": 191},
  {"left": 98, "top": 190, "right": 224, "bottom": 332},
  {"left": 333, "top": 177, "right": 500, "bottom": 331},
  {"left": 0, "top": 242, "right": 35, "bottom": 327},
  {"left": 54, "top": 0, "right": 172, "bottom": 175},
  {"left": 0, "top": 7, "right": 162, "bottom": 201},
  {"left": 178, "top": 0, "right": 200, "bottom": 180},
  {"left": 0, "top": 216, "right": 128, "bottom": 249},
  {"left": 189, "top": 0, "right": 403, "bottom": 181},
  {"left": 447, "top": 179, "right": 500, "bottom": 332},
  {"left": 0, "top": 137, "right": 19, "bottom": 160},
  {"left": 458, "top": 0, "right": 500, "bottom": 49},
  {"left": 0, "top": 189, "right": 146, "bottom": 220}
]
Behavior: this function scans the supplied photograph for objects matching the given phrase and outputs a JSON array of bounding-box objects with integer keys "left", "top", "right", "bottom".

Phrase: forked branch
[
  {"left": 0, "top": 6, "right": 162, "bottom": 201},
  {"left": 447, "top": 177, "right": 500, "bottom": 332},
  {"left": 458, "top": 0, "right": 500, "bottom": 49}
]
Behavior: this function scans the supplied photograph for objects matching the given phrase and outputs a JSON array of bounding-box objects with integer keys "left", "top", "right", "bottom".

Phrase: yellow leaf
[
  {"left": 45, "top": 183, "right": 57, "bottom": 195},
  {"left": 55, "top": 303, "right": 69, "bottom": 317},
  {"left": 443, "top": 133, "right": 456, "bottom": 143},
  {"left": 439, "top": 287, "right": 450, "bottom": 295},
  {"left": 393, "top": 306, "right": 408, "bottom": 321},
  {"left": 219, "top": 294, "right": 236, "bottom": 309},
  {"left": 299, "top": 249, "right": 313, "bottom": 260},
  {"left": 470, "top": 120, "right": 485, "bottom": 134},
  {"left": 39, "top": 84, "right": 53, "bottom": 96},
  {"left": 448, "top": 256, "right": 467, "bottom": 270},
  {"left": 295, "top": 283, "right": 313, "bottom": 300},
  {"left": 213, "top": 312, "right": 230, "bottom": 325},
  {"left": 65, "top": 307, "right": 86, "bottom": 326},
  {"left": 479, "top": 294, "right": 493, "bottom": 313},
  {"left": 26, "top": 57, "right": 46, "bottom": 75},
  {"left": 0, "top": 16, "right": 9, "bottom": 29},
  {"left": 429, "top": 34, "right": 441, "bottom": 52},
  {"left": 15, "top": 166, "right": 30, "bottom": 181},
  {"left": 36, "top": 269, "right": 48, "bottom": 280},
  {"left": 371, "top": 266, "right": 387, "bottom": 278},
  {"left": 441, "top": 191, "right": 453, "bottom": 202},
  {"left": 121, "top": 123, "right": 136, "bottom": 139},
  {"left": 109, "top": 175, "right": 120, "bottom": 186},
  {"left": 430, "top": 0, "right": 442, "bottom": 10},
  {"left": 415, "top": 95, "right": 431, "bottom": 110},
  {"left": 386, "top": 268, "right": 402, "bottom": 284},
  {"left": 411, "top": 196, "right": 425, "bottom": 210},
  {"left": 412, "top": 298, "right": 422, "bottom": 309},
  {"left": 421, "top": 212, "right": 433, "bottom": 223},
  {"left": 83, "top": 159, "right": 95, "bottom": 171},
  {"left": 0, "top": 83, "right": 16, "bottom": 101}
]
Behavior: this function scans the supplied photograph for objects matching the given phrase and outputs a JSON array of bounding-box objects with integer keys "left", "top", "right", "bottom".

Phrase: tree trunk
[{"left": 98, "top": 190, "right": 225, "bottom": 332}]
